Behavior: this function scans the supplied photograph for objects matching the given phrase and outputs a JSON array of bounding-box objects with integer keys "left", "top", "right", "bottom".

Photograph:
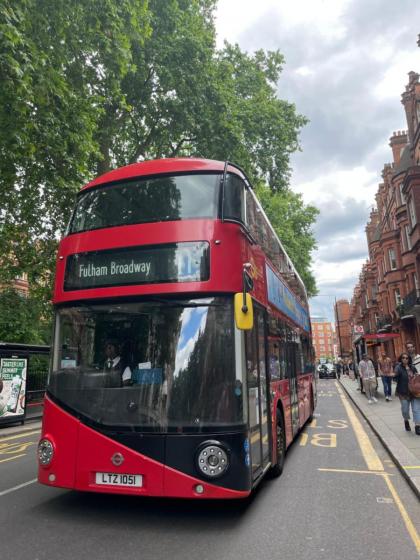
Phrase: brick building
[
  {"left": 311, "top": 317, "right": 335, "bottom": 362},
  {"left": 349, "top": 67, "right": 420, "bottom": 361}
]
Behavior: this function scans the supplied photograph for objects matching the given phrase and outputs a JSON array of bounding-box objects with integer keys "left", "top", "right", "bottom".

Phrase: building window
[
  {"left": 394, "top": 288, "right": 401, "bottom": 307},
  {"left": 405, "top": 224, "right": 412, "bottom": 250},
  {"left": 388, "top": 247, "right": 397, "bottom": 270},
  {"left": 409, "top": 198, "right": 417, "bottom": 228},
  {"left": 399, "top": 183, "right": 406, "bottom": 204}
]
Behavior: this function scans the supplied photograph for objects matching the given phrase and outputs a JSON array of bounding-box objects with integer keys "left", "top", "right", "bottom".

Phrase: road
[{"left": 0, "top": 380, "right": 419, "bottom": 560}]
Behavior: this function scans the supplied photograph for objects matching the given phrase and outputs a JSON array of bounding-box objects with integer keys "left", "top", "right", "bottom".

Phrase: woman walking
[
  {"left": 393, "top": 353, "right": 420, "bottom": 434},
  {"left": 358, "top": 353, "right": 377, "bottom": 404}
]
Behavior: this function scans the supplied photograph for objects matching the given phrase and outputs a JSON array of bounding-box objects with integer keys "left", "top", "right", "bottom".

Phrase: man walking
[
  {"left": 358, "top": 353, "right": 378, "bottom": 404},
  {"left": 378, "top": 351, "right": 393, "bottom": 401},
  {"left": 406, "top": 341, "right": 420, "bottom": 371}
]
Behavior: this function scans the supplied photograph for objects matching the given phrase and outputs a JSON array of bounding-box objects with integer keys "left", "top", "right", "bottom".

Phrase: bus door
[
  {"left": 245, "top": 307, "right": 270, "bottom": 478},
  {"left": 287, "top": 327, "right": 300, "bottom": 437}
]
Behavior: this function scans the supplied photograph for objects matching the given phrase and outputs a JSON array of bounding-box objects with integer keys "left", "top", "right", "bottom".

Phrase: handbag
[{"left": 408, "top": 373, "right": 420, "bottom": 398}]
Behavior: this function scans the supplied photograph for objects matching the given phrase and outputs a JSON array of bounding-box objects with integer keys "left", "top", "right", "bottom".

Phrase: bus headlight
[
  {"left": 38, "top": 439, "right": 54, "bottom": 466},
  {"left": 196, "top": 441, "right": 229, "bottom": 478}
]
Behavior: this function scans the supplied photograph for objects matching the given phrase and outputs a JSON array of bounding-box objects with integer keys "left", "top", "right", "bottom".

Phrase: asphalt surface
[{"left": 0, "top": 380, "right": 419, "bottom": 560}]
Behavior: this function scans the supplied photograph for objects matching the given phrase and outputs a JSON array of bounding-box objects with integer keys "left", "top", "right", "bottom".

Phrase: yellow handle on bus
[{"left": 234, "top": 293, "right": 254, "bottom": 330}]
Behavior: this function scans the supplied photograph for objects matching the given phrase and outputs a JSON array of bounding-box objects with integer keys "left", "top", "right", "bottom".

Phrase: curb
[
  {"left": 339, "top": 380, "right": 420, "bottom": 500},
  {"left": 0, "top": 417, "right": 42, "bottom": 439}
]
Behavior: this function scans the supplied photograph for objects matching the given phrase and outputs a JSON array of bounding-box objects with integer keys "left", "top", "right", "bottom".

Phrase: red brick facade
[
  {"left": 350, "top": 70, "right": 420, "bottom": 361},
  {"left": 311, "top": 318, "right": 335, "bottom": 361}
]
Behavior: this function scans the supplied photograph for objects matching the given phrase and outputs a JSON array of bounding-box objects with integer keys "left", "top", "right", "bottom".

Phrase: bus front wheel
[{"left": 269, "top": 413, "right": 286, "bottom": 478}]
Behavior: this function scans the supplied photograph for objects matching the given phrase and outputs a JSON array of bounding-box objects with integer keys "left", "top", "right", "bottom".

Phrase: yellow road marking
[
  {"left": 383, "top": 474, "right": 420, "bottom": 555},
  {"left": 0, "top": 430, "right": 40, "bottom": 443},
  {"left": 251, "top": 433, "right": 268, "bottom": 444},
  {"left": 336, "top": 381, "right": 420, "bottom": 555},
  {"left": 0, "top": 454, "right": 26, "bottom": 464},
  {"left": 0, "top": 441, "right": 36, "bottom": 454},
  {"left": 318, "top": 468, "right": 392, "bottom": 477},
  {"left": 250, "top": 433, "right": 260, "bottom": 444},
  {"left": 403, "top": 466, "right": 420, "bottom": 470},
  {"left": 335, "top": 382, "right": 383, "bottom": 472},
  {"left": 300, "top": 433, "right": 309, "bottom": 446}
]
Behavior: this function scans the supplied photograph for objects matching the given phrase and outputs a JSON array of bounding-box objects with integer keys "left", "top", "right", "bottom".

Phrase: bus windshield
[
  {"left": 48, "top": 297, "right": 244, "bottom": 432},
  {"left": 68, "top": 173, "right": 221, "bottom": 233}
]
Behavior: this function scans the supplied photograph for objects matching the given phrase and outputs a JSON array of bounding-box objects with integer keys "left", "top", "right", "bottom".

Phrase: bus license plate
[{"left": 95, "top": 472, "right": 143, "bottom": 487}]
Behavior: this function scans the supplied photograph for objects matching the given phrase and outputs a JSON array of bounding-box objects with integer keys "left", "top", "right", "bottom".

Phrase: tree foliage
[
  {"left": 0, "top": 0, "right": 318, "bottom": 341},
  {"left": 0, "top": 289, "right": 51, "bottom": 344}
]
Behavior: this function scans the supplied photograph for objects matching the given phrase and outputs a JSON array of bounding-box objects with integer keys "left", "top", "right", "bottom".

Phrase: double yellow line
[{"left": 335, "top": 382, "right": 420, "bottom": 555}]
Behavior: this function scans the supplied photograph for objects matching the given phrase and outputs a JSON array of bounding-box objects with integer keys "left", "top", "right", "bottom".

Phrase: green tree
[
  {"left": 0, "top": 0, "right": 150, "bottom": 294},
  {"left": 0, "top": 0, "right": 317, "bottom": 336},
  {"left": 0, "top": 289, "right": 51, "bottom": 344}
]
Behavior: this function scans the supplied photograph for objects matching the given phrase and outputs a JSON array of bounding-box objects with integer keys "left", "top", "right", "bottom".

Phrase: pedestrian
[
  {"left": 393, "top": 353, "right": 420, "bottom": 434},
  {"left": 378, "top": 351, "right": 393, "bottom": 401},
  {"left": 405, "top": 341, "right": 420, "bottom": 371},
  {"left": 336, "top": 362, "right": 342, "bottom": 380},
  {"left": 343, "top": 361, "right": 350, "bottom": 376},
  {"left": 358, "top": 353, "right": 377, "bottom": 404},
  {"left": 371, "top": 355, "right": 380, "bottom": 395},
  {"left": 354, "top": 361, "right": 363, "bottom": 391}
]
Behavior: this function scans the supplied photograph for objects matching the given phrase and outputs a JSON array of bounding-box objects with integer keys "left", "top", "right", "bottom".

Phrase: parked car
[{"left": 318, "top": 363, "right": 336, "bottom": 379}]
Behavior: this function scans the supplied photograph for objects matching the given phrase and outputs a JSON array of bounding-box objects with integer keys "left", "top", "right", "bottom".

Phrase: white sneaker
[
  {"left": 388, "top": 397, "right": 392, "bottom": 401},
  {"left": 385, "top": 396, "right": 389, "bottom": 401},
  {"left": 368, "top": 399, "right": 372, "bottom": 404},
  {"left": 372, "top": 397, "right": 378, "bottom": 403}
]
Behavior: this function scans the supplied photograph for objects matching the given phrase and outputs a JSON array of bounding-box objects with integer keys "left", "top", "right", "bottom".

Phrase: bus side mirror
[{"left": 234, "top": 293, "right": 254, "bottom": 330}]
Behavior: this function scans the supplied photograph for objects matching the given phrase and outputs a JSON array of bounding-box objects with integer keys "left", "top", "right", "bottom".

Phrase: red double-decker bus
[{"left": 37, "top": 158, "right": 316, "bottom": 499}]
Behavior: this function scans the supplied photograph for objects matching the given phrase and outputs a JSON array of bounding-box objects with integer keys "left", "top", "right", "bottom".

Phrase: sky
[{"left": 215, "top": 0, "right": 420, "bottom": 324}]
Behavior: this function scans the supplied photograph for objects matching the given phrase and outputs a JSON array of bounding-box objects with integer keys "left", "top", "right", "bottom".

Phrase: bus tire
[{"left": 269, "top": 412, "right": 286, "bottom": 478}]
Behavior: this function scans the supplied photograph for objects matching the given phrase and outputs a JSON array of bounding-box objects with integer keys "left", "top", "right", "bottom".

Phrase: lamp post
[{"left": 334, "top": 297, "right": 344, "bottom": 359}]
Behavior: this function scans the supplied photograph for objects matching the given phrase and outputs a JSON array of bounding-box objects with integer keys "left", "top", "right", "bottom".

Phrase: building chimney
[{"left": 389, "top": 130, "right": 408, "bottom": 166}]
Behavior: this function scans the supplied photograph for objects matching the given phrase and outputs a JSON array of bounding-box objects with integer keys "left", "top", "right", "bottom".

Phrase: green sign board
[{"left": 0, "top": 358, "right": 27, "bottom": 418}]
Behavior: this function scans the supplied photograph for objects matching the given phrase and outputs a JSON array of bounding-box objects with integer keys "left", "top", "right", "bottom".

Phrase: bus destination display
[{"left": 64, "top": 241, "right": 210, "bottom": 290}]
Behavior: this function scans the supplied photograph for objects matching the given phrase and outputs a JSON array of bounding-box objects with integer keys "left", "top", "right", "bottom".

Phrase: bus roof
[
  {"left": 83, "top": 158, "right": 247, "bottom": 191},
  {"left": 77, "top": 157, "right": 308, "bottom": 305}
]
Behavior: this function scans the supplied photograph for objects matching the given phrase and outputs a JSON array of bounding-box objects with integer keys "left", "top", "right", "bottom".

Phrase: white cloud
[
  {"left": 215, "top": 0, "right": 351, "bottom": 47},
  {"left": 294, "top": 166, "right": 377, "bottom": 205},
  {"left": 295, "top": 66, "right": 315, "bottom": 77},
  {"left": 215, "top": 0, "right": 420, "bottom": 323},
  {"left": 374, "top": 51, "right": 420, "bottom": 100}
]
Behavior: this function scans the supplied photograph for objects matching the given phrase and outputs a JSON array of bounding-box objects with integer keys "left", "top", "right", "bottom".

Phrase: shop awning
[{"left": 363, "top": 333, "right": 399, "bottom": 341}]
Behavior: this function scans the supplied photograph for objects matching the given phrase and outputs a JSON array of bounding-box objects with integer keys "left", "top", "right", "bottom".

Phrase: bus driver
[{"left": 103, "top": 340, "right": 132, "bottom": 387}]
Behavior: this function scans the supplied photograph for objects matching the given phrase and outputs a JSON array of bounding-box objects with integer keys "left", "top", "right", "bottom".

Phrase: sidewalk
[
  {"left": 0, "top": 401, "right": 43, "bottom": 439},
  {"left": 0, "top": 417, "right": 42, "bottom": 438},
  {"left": 339, "top": 375, "right": 420, "bottom": 499}
]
